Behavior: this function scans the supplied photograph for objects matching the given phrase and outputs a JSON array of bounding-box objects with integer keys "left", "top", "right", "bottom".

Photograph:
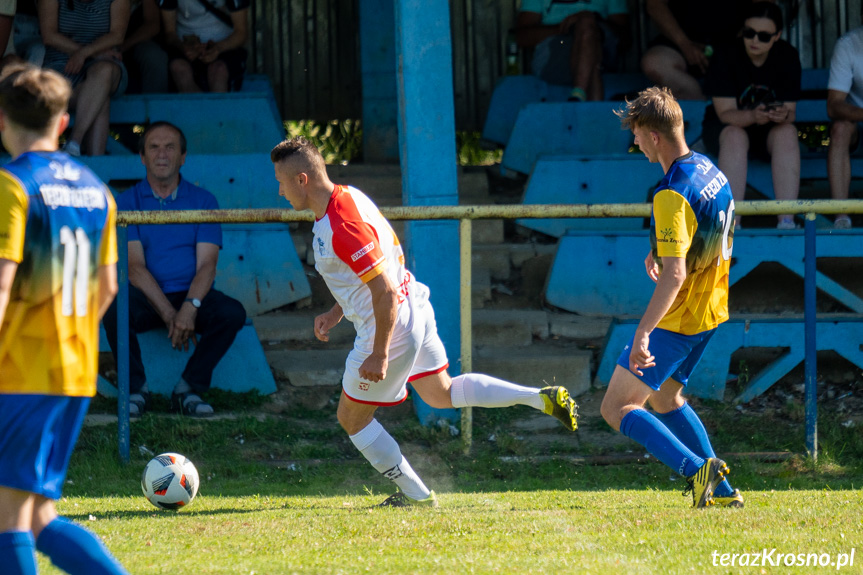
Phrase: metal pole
[
  {"left": 804, "top": 213, "right": 817, "bottom": 460},
  {"left": 117, "top": 226, "right": 130, "bottom": 464},
  {"left": 459, "top": 218, "right": 473, "bottom": 452}
]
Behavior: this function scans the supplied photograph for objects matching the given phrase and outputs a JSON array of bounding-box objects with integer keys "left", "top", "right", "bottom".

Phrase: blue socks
[
  {"left": 656, "top": 403, "right": 734, "bottom": 497},
  {"left": 0, "top": 531, "right": 37, "bottom": 575},
  {"left": 35, "top": 517, "right": 128, "bottom": 575},
  {"left": 620, "top": 409, "right": 704, "bottom": 477}
]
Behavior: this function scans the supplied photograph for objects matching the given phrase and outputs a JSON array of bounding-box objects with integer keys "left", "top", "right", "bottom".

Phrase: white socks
[
  {"left": 349, "top": 419, "right": 430, "bottom": 501},
  {"left": 450, "top": 373, "right": 544, "bottom": 410}
]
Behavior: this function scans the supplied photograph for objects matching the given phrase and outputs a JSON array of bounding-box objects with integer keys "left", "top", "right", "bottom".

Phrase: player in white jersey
[{"left": 272, "top": 137, "right": 579, "bottom": 507}]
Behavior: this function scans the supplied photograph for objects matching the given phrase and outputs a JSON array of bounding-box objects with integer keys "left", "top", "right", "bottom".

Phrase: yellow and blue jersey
[
  {"left": 0, "top": 151, "right": 117, "bottom": 396},
  {"left": 650, "top": 152, "right": 734, "bottom": 335}
]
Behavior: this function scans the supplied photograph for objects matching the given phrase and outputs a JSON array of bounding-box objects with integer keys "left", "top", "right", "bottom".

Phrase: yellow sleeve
[
  {"left": 653, "top": 189, "right": 697, "bottom": 258},
  {"left": 99, "top": 190, "right": 118, "bottom": 266},
  {"left": 0, "top": 170, "right": 29, "bottom": 263}
]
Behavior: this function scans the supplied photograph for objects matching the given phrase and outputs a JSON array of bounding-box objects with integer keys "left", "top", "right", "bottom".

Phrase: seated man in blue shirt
[{"left": 102, "top": 121, "right": 246, "bottom": 417}]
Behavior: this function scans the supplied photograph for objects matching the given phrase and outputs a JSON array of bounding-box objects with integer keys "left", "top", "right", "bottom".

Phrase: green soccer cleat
[
  {"left": 377, "top": 491, "right": 438, "bottom": 508},
  {"left": 714, "top": 489, "right": 744, "bottom": 509},
  {"left": 683, "top": 458, "right": 729, "bottom": 509},
  {"left": 539, "top": 386, "right": 578, "bottom": 431}
]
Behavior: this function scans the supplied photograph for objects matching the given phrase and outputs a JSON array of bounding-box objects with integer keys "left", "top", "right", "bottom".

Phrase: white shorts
[{"left": 342, "top": 301, "right": 448, "bottom": 406}]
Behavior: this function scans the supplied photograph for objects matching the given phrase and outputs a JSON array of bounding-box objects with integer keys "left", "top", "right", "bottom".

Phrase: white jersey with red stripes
[{"left": 312, "top": 185, "right": 430, "bottom": 352}]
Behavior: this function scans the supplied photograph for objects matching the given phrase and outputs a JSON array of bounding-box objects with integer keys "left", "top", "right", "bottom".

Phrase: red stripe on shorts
[
  {"left": 407, "top": 363, "right": 449, "bottom": 382},
  {"left": 343, "top": 390, "right": 409, "bottom": 407}
]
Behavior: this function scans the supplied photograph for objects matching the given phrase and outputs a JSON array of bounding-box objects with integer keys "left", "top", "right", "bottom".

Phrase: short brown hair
[
  {"left": 270, "top": 136, "right": 326, "bottom": 174},
  {"left": 138, "top": 121, "right": 187, "bottom": 155},
  {"left": 0, "top": 63, "right": 70, "bottom": 131},
  {"left": 615, "top": 86, "right": 684, "bottom": 140}
]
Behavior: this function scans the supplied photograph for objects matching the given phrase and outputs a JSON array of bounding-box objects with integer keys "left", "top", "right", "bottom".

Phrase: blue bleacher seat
[
  {"left": 97, "top": 320, "right": 277, "bottom": 397},
  {"left": 596, "top": 315, "right": 863, "bottom": 401}
]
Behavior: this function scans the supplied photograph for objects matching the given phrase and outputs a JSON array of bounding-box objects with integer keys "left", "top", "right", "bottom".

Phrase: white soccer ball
[{"left": 141, "top": 453, "right": 199, "bottom": 510}]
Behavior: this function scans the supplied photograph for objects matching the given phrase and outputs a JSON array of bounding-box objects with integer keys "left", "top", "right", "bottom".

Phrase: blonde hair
[{"left": 615, "top": 86, "right": 684, "bottom": 141}]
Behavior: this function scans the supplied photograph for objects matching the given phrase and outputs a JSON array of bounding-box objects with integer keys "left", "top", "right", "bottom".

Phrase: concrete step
[
  {"left": 471, "top": 309, "right": 549, "bottom": 347},
  {"left": 255, "top": 309, "right": 612, "bottom": 345},
  {"left": 473, "top": 345, "right": 592, "bottom": 397},
  {"left": 265, "top": 349, "right": 349, "bottom": 387},
  {"left": 264, "top": 342, "right": 592, "bottom": 397}
]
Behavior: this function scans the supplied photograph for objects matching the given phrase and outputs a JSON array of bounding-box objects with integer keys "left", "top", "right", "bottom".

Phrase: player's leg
[
  {"left": 26, "top": 397, "right": 129, "bottom": 574},
  {"left": 31, "top": 497, "right": 128, "bottom": 575},
  {"left": 601, "top": 330, "right": 728, "bottom": 507},
  {"left": 650, "top": 379, "right": 738, "bottom": 502},
  {"left": 0, "top": 487, "right": 38, "bottom": 575},
  {"left": 337, "top": 393, "right": 434, "bottom": 505},
  {"left": 407, "top": 303, "right": 577, "bottom": 430}
]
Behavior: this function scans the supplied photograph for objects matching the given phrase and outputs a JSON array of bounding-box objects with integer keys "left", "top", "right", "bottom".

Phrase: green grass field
[{"left": 39, "top": 394, "right": 863, "bottom": 574}]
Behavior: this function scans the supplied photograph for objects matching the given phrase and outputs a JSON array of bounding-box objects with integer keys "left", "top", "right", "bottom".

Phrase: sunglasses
[{"left": 742, "top": 28, "right": 777, "bottom": 42}]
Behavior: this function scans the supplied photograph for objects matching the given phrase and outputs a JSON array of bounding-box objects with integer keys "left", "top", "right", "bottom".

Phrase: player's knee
[{"left": 599, "top": 396, "right": 622, "bottom": 429}]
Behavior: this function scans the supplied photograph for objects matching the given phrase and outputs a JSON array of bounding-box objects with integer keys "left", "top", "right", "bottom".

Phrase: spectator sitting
[
  {"left": 701, "top": 1, "right": 801, "bottom": 229},
  {"left": 39, "top": 0, "right": 130, "bottom": 156},
  {"left": 159, "top": 0, "right": 248, "bottom": 92},
  {"left": 515, "top": 0, "right": 629, "bottom": 102},
  {"left": 826, "top": 7, "right": 863, "bottom": 230},
  {"left": 641, "top": 0, "right": 761, "bottom": 100},
  {"left": 13, "top": 0, "right": 44, "bottom": 66},
  {"left": 102, "top": 121, "right": 247, "bottom": 418},
  {"left": 121, "top": 0, "right": 169, "bottom": 93}
]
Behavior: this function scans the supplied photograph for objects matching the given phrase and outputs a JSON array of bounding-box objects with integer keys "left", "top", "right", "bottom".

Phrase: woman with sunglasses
[{"left": 701, "top": 1, "right": 801, "bottom": 229}]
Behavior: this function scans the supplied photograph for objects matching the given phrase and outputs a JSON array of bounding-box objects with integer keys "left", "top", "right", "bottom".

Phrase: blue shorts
[
  {"left": 0, "top": 395, "right": 90, "bottom": 499},
  {"left": 616, "top": 327, "right": 716, "bottom": 391}
]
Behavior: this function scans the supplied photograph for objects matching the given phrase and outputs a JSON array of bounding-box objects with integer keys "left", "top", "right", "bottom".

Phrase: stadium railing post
[
  {"left": 117, "top": 225, "right": 131, "bottom": 464},
  {"left": 460, "top": 218, "right": 473, "bottom": 453},
  {"left": 804, "top": 212, "right": 818, "bottom": 461}
]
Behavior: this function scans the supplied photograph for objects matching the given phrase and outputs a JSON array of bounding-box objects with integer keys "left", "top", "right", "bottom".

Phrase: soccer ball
[{"left": 141, "top": 453, "right": 199, "bottom": 510}]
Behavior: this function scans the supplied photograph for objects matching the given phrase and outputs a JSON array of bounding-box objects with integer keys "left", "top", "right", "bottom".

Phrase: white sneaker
[
  {"left": 776, "top": 218, "right": 796, "bottom": 230},
  {"left": 834, "top": 215, "right": 852, "bottom": 229}
]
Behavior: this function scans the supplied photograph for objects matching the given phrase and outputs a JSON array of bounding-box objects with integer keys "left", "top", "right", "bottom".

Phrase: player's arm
[
  {"left": 630, "top": 256, "right": 686, "bottom": 375},
  {"left": 827, "top": 89, "right": 863, "bottom": 122},
  {"left": 314, "top": 303, "right": 343, "bottom": 342},
  {"left": 97, "top": 263, "right": 118, "bottom": 320},
  {"left": 170, "top": 241, "right": 218, "bottom": 350},
  {"left": 0, "top": 258, "right": 18, "bottom": 327},
  {"left": 127, "top": 240, "right": 176, "bottom": 323},
  {"left": 359, "top": 272, "right": 399, "bottom": 383}
]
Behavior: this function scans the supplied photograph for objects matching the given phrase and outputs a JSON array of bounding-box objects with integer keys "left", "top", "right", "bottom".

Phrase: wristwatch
[{"left": 184, "top": 298, "right": 201, "bottom": 309}]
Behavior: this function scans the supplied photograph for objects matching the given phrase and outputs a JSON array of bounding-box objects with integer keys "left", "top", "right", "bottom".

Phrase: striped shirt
[{"left": 43, "top": 0, "right": 119, "bottom": 86}]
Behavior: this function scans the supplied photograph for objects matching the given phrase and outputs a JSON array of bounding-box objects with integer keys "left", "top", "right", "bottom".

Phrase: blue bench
[
  {"left": 595, "top": 315, "right": 863, "bottom": 401},
  {"left": 97, "top": 319, "right": 277, "bottom": 398},
  {"left": 485, "top": 69, "right": 830, "bottom": 154},
  {"left": 546, "top": 229, "right": 863, "bottom": 316},
  {"left": 500, "top": 100, "right": 708, "bottom": 176},
  {"left": 481, "top": 73, "right": 650, "bottom": 147}
]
